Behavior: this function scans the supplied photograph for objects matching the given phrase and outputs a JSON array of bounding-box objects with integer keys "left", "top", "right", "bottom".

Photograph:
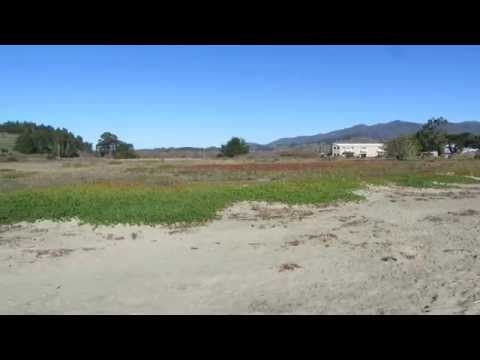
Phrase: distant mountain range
[{"left": 263, "top": 120, "right": 480, "bottom": 148}]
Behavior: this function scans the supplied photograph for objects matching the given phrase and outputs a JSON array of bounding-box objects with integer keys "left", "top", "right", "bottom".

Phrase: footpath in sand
[{"left": 1, "top": 185, "right": 480, "bottom": 314}]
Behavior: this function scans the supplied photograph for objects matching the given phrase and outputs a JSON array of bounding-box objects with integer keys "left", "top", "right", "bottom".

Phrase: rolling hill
[{"left": 267, "top": 120, "right": 480, "bottom": 147}]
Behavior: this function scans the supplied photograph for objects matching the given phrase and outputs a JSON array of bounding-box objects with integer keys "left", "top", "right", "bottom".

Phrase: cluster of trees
[
  {"left": 2, "top": 120, "right": 251, "bottom": 160},
  {"left": 0, "top": 121, "right": 93, "bottom": 157},
  {"left": 96, "top": 132, "right": 137, "bottom": 159},
  {"left": 445, "top": 132, "right": 480, "bottom": 154},
  {"left": 220, "top": 137, "right": 250, "bottom": 157},
  {"left": 386, "top": 117, "right": 480, "bottom": 160},
  {"left": 0, "top": 122, "right": 138, "bottom": 159}
]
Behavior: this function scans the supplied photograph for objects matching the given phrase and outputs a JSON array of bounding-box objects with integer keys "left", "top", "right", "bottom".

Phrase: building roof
[{"left": 333, "top": 142, "right": 384, "bottom": 146}]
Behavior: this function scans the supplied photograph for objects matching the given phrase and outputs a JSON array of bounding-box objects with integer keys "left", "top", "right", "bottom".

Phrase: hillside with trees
[{"left": 0, "top": 121, "right": 93, "bottom": 157}]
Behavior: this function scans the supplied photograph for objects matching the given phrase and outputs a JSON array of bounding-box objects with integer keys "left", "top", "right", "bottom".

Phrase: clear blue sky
[{"left": 1, "top": 45, "right": 480, "bottom": 148}]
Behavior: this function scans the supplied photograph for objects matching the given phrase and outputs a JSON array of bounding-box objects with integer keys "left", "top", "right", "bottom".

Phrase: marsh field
[{"left": 1, "top": 156, "right": 480, "bottom": 314}]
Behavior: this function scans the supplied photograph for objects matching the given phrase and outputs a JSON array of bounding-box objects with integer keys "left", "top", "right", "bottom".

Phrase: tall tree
[
  {"left": 96, "top": 132, "right": 136, "bottom": 158},
  {"left": 96, "top": 132, "right": 120, "bottom": 157},
  {"left": 416, "top": 117, "right": 448, "bottom": 154}
]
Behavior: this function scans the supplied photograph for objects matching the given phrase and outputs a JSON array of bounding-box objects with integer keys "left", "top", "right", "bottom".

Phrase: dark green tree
[
  {"left": 14, "top": 131, "right": 36, "bottom": 154},
  {"left": 220, "top": 137, "right": 250, "bottom": 157},
  {"left": 415, "top": 117, "right": 448, "bottom": 154},
  {"left": 96, "top": 132, "right": 136, "bottom": 158},
  {"left": 96, "top": 132, "right": 120, "bottom": 157}
]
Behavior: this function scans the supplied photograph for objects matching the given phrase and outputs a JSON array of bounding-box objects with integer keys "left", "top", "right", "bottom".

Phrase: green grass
[
  {"left": 0, "top": 178, "right": 362, "bottom": 225},
  {"left": 1, "top": 159, "right": 480, "bottom": 225}
]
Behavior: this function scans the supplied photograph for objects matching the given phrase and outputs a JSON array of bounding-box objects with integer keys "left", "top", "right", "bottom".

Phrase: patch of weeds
[
  {"left": 422, "top": 215, "right": 444, "bottom": 223},
  {"left": 448, "top": 209, "right": 479, "bottom": 217},
  {"left": 0, "top": 170, "right": 36, "bottom": 179},
  {"left": 285, "top": 240, "right": 304, "bottom": 247},
  {"left": 24, "top": 248, "right": 74, "bottom": 258},
  {"left": 279, "top": 263, "right": 302, "bottom": 272},
  {"left": 61, "top": 162, "right": 89, "bottom": 168},
  {"left": 381, "top": 256, "right": 397, "bottom": 262},
  {"left": 3, "top": 155, "right": 18, "bottom": 162}
]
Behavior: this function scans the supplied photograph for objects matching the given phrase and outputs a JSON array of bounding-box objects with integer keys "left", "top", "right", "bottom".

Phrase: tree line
[
  {"left": 0, "top": 121, "right": 93, "bottom": 157},
  {"left": 1, "top": 121, "right": 252, "bottom": 159},
  {"left": 0, "top": 121, "right": 137, "bottom": 159},
  {"left": 386, "top": 117, "right": 480, "bottom": 160}
]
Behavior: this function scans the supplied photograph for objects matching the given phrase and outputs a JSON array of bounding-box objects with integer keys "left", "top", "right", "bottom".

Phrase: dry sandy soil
[{"left": 1, "top": 185, "right": 480, "bottom": 314}]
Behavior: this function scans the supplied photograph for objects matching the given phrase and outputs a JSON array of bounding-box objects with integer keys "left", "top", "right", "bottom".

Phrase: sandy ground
[{"left": 1, "top": 185, "right": 480, "bottom": 314}]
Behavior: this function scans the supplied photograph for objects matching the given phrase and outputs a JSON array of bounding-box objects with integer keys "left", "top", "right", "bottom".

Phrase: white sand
[{"left": 1, "top": 185, "right": 480, "bottom": 314}]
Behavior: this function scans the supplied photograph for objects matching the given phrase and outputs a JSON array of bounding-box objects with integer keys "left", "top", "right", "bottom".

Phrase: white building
[{"left": 332, "top": 142, "right": 385, "bottom": 158}]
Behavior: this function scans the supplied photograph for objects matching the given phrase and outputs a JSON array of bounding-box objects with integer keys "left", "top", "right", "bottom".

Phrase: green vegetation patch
[
  {"left": 381, "top": 174, "right": 479, "bottom": 188},
  {"left": 1, "top": 160, "right": 479, "bottom": 225},
  {"left": 0, "top": 178, "right": 362, "bottom": 225}
]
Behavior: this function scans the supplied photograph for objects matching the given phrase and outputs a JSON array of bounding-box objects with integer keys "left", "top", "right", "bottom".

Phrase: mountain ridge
[{"left": 266, "top": 120, "right": 480, "bottom": 147}]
